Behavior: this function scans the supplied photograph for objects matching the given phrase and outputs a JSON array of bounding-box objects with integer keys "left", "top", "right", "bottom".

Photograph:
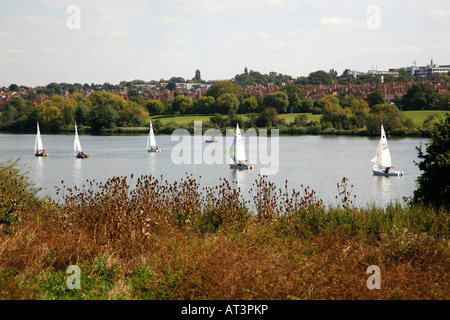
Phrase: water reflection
[
  {"left": 371, "top": 174, "right": 405, "bottom": 205},
  {"left": 35, "top": 156, "right": 44, "bottom": 181},
  {"left": 73, "top": 158, "right": 83, "bottom": 186}
]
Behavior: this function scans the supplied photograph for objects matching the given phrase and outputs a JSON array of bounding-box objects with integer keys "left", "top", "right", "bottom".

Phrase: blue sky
[{"left": 0, "top": 0, "right": 449, "bottom": 87}]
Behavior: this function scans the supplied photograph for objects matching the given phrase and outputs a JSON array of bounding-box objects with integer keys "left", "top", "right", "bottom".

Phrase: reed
[{"left": 0, "top": 162, "right": 448, "bottom": 300}]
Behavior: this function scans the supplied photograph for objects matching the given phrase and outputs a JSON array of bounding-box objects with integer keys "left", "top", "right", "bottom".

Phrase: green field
[
  {"left": 150, "top": 113, "right": 322, "bottom": 125},
  {"left": 150, "top": 111, "right": 446, "bottom": 128},
  {"left": 402, "top": 110, "right": 448, "bottom": 127}
]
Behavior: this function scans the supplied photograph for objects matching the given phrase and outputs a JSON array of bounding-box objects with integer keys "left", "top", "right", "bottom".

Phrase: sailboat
[
  {"left": 371, "top": 123, "right": 403, "bottom": 176},
  {"left": 147, "top": 121, "right": 161, "bottom": 152},
  {"left": 34, "top": 122, "right": 49, "bottom": 157},
  {"left": 229, "top": 123, "right": 253, "bottom": 170},
  {"left": 74, "top": 123, "right": 89, "bottom": 158}
]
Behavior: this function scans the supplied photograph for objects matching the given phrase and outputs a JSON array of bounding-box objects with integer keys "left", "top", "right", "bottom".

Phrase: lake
[{"left": 0, "top": 132, "right": 428, "bottom": 208}]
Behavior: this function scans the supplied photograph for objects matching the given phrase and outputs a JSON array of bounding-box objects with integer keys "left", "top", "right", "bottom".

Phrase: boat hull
[
  {"left": 373, "top": 169, "right": 403, "bottom": 176},
  {"left": 147, "top": 149, "right": 161, "bottom": 153},
  {"left": 76, "top": 154, "right": 89, "bottom": 159},
  {"left": 35, "top": 153, "right": 49, "bottom": 157},
  {"left": 230, "top": 164, "right": 253, "bottom": 170}
]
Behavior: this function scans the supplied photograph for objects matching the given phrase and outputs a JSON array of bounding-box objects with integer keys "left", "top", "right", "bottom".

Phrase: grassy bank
[
  {"left": 149, "top": 111, "right": 441, "bottom": 127},
  {"left": 0, "top": 162, "right": 449, "bottom": 300}
]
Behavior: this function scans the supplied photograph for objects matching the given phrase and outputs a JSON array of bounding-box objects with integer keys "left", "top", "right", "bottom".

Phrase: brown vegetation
[{"left": 0, "top": 163, "right": 449, "bottom": 300}]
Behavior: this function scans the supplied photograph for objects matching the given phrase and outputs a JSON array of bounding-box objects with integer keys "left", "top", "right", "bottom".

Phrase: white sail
[
  {"left": 74, "top": 123, "right": 82, "bottom": 155},
  {"left": 147, "top": 121, "right": 157, "bottom": 149},
  {"left": 371, "top": 124, "right": 392, "bottom": 168},
  {"left": 229, "top": 123, "right": 246, "bottom": 164},
  {"left": 35, "top": 122, "right": 44, "bottom": 153}
]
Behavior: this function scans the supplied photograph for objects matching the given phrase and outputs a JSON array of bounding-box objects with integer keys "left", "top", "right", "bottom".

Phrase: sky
[{"left": 0, "top": 0, "right": 449, "bottom": 87}]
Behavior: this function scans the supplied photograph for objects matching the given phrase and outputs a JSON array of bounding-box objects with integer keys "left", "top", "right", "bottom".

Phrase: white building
[{"left": 406, "top": 59, "right": 450, "bottom": 77}]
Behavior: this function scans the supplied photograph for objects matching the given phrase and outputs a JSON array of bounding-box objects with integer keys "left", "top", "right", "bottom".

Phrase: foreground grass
[{"left": 0, "top": 162, "right": 449, "bottom": 300}]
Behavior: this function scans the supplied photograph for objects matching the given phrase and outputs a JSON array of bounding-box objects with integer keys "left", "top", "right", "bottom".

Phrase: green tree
[
  {"left": 298, "top": 98, "right": 314, "bottom": 113},
  {"left": 329, "top": 69, "right": 338, "bottom": 80},
  {"left": 8, "top": 84, "right": 19, "bottom": 92},
  {"left": 216, "top": 93, "right": 239, "bottom": 115},
  {"left": 413, "top": 113, "right": 450, "bottom": 208},
  {"left": 0, "top": 97, "right": 36, "bottom": 131},
  {"left": 39, "top": 105, "right": 64, "bottom": 131},
  {"left": 438, "top": 91, "right": 450, "bottom": 110},
  {"left": 118, "top": 101, "right": 148, "bottom": 127},
  {"left": 205, "top": 81, "right": 242, "bottom": 99},
  {"left": 262, "top": 91, "right": 289, "bottom": 114},
  {"left": 280, "top": 83, "right": 302, "bottom": 112},
  {"left": 256, "top": 107, "right": 278, "bottom": 127},
  {"left": 307, "top": 70, "right": 334, "bottom": 85},
  {"left": 401, "top": 83, "right": 440, "bottom": 110},
  {"left": 197, "top": 96, "right": 215, "bottom": 114},
  {"left": 193, "top": 69, "right": 202, "bottom": 82},
  {"left": 340, "top": 95, "right": 370, "bottom": 128},
  {"left": 75, "top": 102, "right": 90, "bottom": 125},
  {"left": 87, "top": 92, "right": 124, "bottom": 131},
  {"left": 319, "top": 95, "right": 352, "bottom": 129},
  {"left": 366, "top": 89, "right": 385, "bottom": 108},
  {"left": 171, "top": 95, "right": 193, "bottom": 115},
  {"left": 366, "top": 104, "right": 412, "bottom": 134},
  {"left": 145, "top": 99, "right": 165, "bottom": 115},
  {"left": 240, "top": 97, "right": 258, "bottom": 114}
]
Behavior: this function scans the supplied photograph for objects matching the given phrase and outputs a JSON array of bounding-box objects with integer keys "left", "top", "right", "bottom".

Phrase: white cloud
[
  {"left": 147, "top": 15, "right": 192, "bottom": 27},
  {"left": 317, "top": 17, "right": 359, "bottom": 27}
]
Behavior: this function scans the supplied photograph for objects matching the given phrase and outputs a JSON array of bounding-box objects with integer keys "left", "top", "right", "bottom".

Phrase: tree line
[{"left": 1, "top": 79, "right": 449, "bottom": 134}]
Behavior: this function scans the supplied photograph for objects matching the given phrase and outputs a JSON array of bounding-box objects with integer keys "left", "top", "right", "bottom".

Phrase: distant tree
[
  {"left": 319, "top": 95, "right": 352, "bottom": 129},
  {"left": 194, "top": 69, "right": 202, "bottom": 81},
  {"left": 75, "top": 102, "right": 90, "bottom": 125},
  {"left": 355, "top": 74, "right": 381, "bottom": 85},
  {"left": 205, "top": 81, "right": 242, "bottom": 99},
  {"left": 307, "top": 70, "right": 334, "bottom": 85},
  {"left": 294, "top": 114, "right": 308, "bottom": 127},
  {"left": 413, "top": 113, "right": 450, "bottom": 208},
  {"left": 366, "top": 89, "right": 385, "bottom": 108},
  {"left": 87, "top": 91, "right": 123, "bottom": 130},
  {"left": 439, "top": 91, "right": 450, "bottom": 110},
  {"left": 216, "top": 93, "right": 239, "bottom": 115},
  {"left": 197, "top": 96, "right": 215, "bottom": 114},
  {"left": 240, "top": 97, "right": 258, "bottom": 114},
  {"left": 8, "top": 84, "right": 19, "bottom": 92},
  {"left": 262, "top": 91, "right": 289, "bottom": 114},
  {"left": 280, "top": 83, "right": 302, "bottom": 112},
  {"left": 167, "top": 81, "right": 177, "bottom": 91},
  {"left": 0, "top": 97, "right": 36, "bottom": 131},
  {"left": 329, "top": 69, "right": 338, "bottom": 80},
  {"left": 298, "top": 98, "right": 314, "bottom": 113},
  {"left": 118, "top": 101, "right": 148, "bottom": 127},
  {"left": 340, "top": 96, "right": 370, "bottom": 128},
  {"left": 145, "top": 99, "right": 165, "bottom": 115},
  {"left": 401, "top": 83, "right": 440, "bottom": 110},
  {"left": 366, "top": 104, "right": 412, "bottom": 134},
  {"left": 256, "top": 107, "right": 278, "bottom": 127},
  {"left": 171, "top": 95, "right": 193, "bottom": 115}
]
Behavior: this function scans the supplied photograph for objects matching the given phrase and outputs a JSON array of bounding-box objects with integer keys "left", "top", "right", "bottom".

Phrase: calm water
[{"left": 0, "top": 132, "right": 428, "bottom": 208}]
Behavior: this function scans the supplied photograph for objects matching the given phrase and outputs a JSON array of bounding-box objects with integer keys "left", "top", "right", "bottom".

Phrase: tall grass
[{"left": 0, "top": 162, "right": 448, "bottom": 300}]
